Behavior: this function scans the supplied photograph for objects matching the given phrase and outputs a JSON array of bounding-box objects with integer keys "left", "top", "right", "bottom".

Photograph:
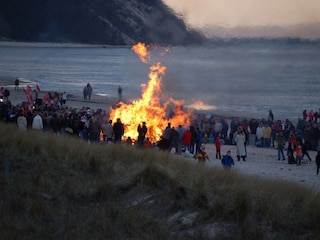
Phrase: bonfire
[{"left": 109, "top": 42, "right": 193, "bottom": 143}]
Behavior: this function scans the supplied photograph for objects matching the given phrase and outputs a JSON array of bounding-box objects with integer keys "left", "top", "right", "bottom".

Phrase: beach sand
[
  {"left": 201, "top": 144, "right": 320, "bottom": 193},
  {"left": 2, "top": 76, "right": 319, "bottom": 193}
]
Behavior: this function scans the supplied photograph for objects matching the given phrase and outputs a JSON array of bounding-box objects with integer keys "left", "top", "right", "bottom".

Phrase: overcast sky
[{"left": 163, "top": 0, "right": 320, "bottom": 38}]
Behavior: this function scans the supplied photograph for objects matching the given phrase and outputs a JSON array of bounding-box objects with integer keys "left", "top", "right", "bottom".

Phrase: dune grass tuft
[{"left": 1, "top": 123, "right": 320, "bottom": 239}]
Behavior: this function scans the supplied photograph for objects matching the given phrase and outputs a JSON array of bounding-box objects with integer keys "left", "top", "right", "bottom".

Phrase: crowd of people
[
  {"left": 1, "top": 89, "right": 320, "bottom": 168},
  {"left": 192, "top": 109, "right": 320, "bottom": 166}
]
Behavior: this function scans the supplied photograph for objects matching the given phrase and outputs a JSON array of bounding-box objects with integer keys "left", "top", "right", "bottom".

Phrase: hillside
[
  {"left": 1, "top": 124, "right": 320, "bottom": 239},
  {"left": 0, "top": 0, "right": 204, "bottom": 45}
]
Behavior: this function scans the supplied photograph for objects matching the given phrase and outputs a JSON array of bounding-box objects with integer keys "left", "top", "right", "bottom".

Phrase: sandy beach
[
  {"left": 2, "top": 76, "right": 320, "bottom": 193},
  {"left": 201, "top": 144, "right": 320, "bottom": 193}
]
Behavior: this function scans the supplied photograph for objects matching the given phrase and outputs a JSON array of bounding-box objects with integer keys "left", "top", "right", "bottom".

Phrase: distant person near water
[
  {"left": 83, "top": 83, "right": 93, "bottom": 100},
  {"left": 61, "top": 92, "right": 67, "bottom": 105},
  {"left": 268, "top": 109, "right": 274, "bottom": 124},
  {"left": 15, "top": 78, "right": 19, "bottom": 91},
  {"left": 118, "top": 85, "right": 122, "bottom": 100}
]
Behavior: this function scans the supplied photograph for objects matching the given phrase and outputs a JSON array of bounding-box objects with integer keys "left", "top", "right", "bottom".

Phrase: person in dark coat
[
  {"left": 3, "top": 88, "right": 10, "bottom": 101},
  {"left": 113, "top": 118, "right": 124, "bottom": 143},
  {"left": 86, "top": 83, "right": 93, "bottom": 100},
  {"left": 50, "top": 113, "right": 60, "bottom": 134},
  {"left": 301, "top": 140, "right": 312, "bottom": 161},
  {"left": 137, "top": 122, "right": 147, "bottom": 146},
  {"left": 89, "top": 115, "right": 101, "bottom": 143},
  {"left": 15, "top": 78, "right": 19, "bottom": 90},
  {"left": 168, "top": 127, "right": 179, "bottom": 154},
  {"left": 316, "top": 151, "right": 320, "bottom": 175}
]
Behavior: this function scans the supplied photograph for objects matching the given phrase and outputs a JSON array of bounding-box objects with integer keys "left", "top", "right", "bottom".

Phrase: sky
[{"left": 163, "top": 0, "right": 320, "bottom": 39}]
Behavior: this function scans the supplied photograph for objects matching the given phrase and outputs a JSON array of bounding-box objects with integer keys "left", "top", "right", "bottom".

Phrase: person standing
[
  {"left": 137, "top": 122, "right": 147, "bottom": 146},
  {"left": 50, "top": 113, "right": 60, "bottom": 135},
  {"left": 195, "top": 127, "right": 203, "bottom": 155},
  {"left": 113, "top": 118, "right": 124, "bottom": 143},
  {"left": 14, "top": 78, "right": 19, "bottom": 91},
  {"left": 3, "top": 88, "right": 10, "bottom": 101},
  {"left": 190, "top": 126, "right": 197, "bottom": 154},
  {"left": 235, "top": 126, "right": 246, "bottom": 161},
  {"left": 102, "top": 119, "right": 113, "bottom": 143},
  {"left": 221, "top": 150, "right": 235, "bottom": 170},
  {"left": 256, "top": 122, "right": 264, "bottom": 147},
  {"left": 60, "top": 112, "right": 69, "bottom": 136},
  {"left": 164, "top": 122, "right": 171, "bottom": 150},
  {"left": 295, "top": 140, "right": 303, "bottom": 165},
  {"left": 268, "top": 109, "right": 274, "bottom": 124},
  {"left": 118, "top": 85, "right": 122, "bottom": 100},
  {"left": 213, "top": 118, "right": 223, "bottom": 138},
  {"left": 86, "top": 83, "right": 93, "bottom": 100},
  {"left": 301, "top": 140, "right": 312, "bottom": 161},
  {"left": 182, "top": 127, "right": 192, "bottom": 153},
  {"left": 263, "top": 123, "right": 272, "bottom": 148},
  {"left": 168, "top": 127, "right": 179, "bottom": 154},
  {"left": 105, "top": 120, "right": 114, "bottom": 143},
  {"left": 89, "top": 115, "right": 101, "bottom": 143},
  {"left": 316, "top": 151, "right": 320, "bottom": 175},
  {"left": 177, "top": 125, "right": 184, "bottom": 153},
  {"left": 32, "top": 90, "right": 38, "bottom": 104},
  {"left": 61, "top": 92, "right": 67, "bottom": 105},
  {"left": 83, "top": 85, "right": 88, "bottom": 100},
  {"left": 215, "top": 133, "right": 222, "bottom": 159},
  {"left": 276, "top": 131, "right": 286, "bottom": 160},
  {"left": 32, "top": 111, "right": 43, "bottom": 130},
  {"left": 17, "top": 110, "right": 27, "bottom": 131}
]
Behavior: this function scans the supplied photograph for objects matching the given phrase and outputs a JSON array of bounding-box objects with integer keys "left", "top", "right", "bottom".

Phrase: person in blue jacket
[{"left": 221, "top": 150, "right": 235, "bottom": 170}]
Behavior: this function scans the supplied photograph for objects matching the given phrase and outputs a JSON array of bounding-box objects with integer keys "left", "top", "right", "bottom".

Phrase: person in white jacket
[
  {"left": 255, "top": 122, "right": 264, "bottom": 147},
  {"left": 32, "top": 112, "right": 43, "bottom": 130},
  {"left": 17, "top": 110, "right": 27, "bottom": 131}
]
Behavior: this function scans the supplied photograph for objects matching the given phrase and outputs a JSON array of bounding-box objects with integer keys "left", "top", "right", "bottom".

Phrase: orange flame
[
  {"left": 109, "top": 43, "right": 193, "bottom": 142},
  {"left": 131, "top": 42, "right": 150, "bottom": 63}
]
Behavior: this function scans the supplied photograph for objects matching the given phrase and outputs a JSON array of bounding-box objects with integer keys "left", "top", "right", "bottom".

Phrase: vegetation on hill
[{"left": 1, "top": 123, "right": 320, "bottom": 239}]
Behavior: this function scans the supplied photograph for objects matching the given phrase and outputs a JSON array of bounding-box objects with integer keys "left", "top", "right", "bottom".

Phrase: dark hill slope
[{"left": 0, "top": 0, "right": 204, "bottom": 45}]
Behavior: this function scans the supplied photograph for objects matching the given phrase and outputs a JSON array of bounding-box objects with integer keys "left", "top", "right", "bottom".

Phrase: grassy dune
[{"left": 1, "top": 123, "right": 320, "bottom": 239}]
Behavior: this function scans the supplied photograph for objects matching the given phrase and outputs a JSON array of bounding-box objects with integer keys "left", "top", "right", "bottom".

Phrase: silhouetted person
[
  {"left": 118, "top": 85, "right": 122, "bottom": 100},
  {"left": 137, "top": 122, "right": 147, "bottom": 146},
  {"left": 15, "top": 78, "right": 19, "bottom": 90},
  {"left": 113, "top": 118, "right": 124, "bottom": 143}
]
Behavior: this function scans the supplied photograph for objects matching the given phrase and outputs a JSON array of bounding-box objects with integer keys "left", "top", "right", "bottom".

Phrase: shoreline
[
  {"left": 1, "top": 76, "right": 120, "bottom": 111},
  {"left": 1, "top": 76, "right": 301, "bottom": 122}
]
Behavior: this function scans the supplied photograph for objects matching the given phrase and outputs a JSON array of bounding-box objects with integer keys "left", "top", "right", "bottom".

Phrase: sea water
[{"left": 0, "top": 42, "right": 320, "bottom": 120}]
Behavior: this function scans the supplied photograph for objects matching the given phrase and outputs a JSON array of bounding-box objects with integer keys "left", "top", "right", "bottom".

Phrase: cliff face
[{"left": 0, "top": 0, "right": 204, "bottom": 45}]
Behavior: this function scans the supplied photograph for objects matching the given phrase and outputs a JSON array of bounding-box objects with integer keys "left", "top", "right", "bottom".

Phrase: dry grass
[{"left": 1, "top": 123, "right": 320, "bottom": 239}]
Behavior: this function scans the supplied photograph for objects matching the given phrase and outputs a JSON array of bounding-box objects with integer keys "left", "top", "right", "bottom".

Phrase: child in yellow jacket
[{"left": 194, "top": 145, "right": 210, "bottom": 164}]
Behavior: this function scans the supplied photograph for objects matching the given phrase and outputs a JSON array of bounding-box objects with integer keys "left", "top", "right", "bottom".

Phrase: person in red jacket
[
  {"left": 182, "top": 127, "right": 192, "bottom": 153},
  {"left": 215, "top": 133, "right": 222, "bottom": 159}
]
